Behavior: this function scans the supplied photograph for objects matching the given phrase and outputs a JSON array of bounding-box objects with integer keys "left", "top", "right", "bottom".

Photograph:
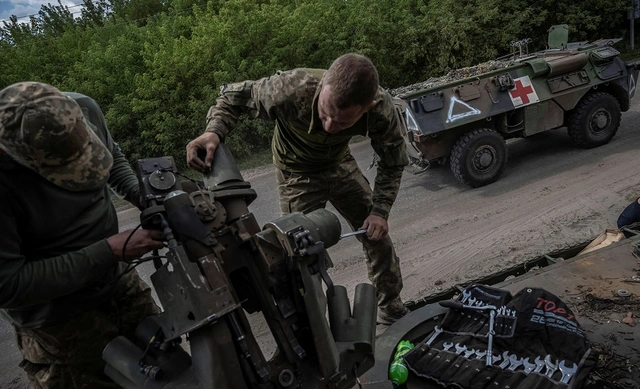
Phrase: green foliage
[{"left": 0, "top": 0, "right": 632, "bottom": 169}]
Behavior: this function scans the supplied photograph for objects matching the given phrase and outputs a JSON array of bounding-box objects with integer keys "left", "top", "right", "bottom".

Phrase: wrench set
[
  {"left": 441, "top": 342, "right": 578, "bottom": 384},
  {"left": 456, "top": 289, "right": 517, "bottom": 339},
  {"left": 401, "top": 285, "right": 593, "bottom": 389}
]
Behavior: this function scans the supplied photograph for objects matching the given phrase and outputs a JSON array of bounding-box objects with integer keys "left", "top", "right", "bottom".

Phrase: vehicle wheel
[
  {"left": 450, "top": 128, "right": 507, "bottom": 188},
  {"left": 566, "top": 92, "right": 621, "bottom": 149}
]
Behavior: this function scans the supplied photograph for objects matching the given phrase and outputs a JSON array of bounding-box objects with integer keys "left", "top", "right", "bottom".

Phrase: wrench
[
  {"left": 442, "top": 342, "right": 454, "bottom": 352},
  {"left": 523, "top": 357, "right": 537, "bottom": 374},
  {"left": 545, "top": 355, "right": 558, "bottom": 379},
  {"left": 339, "top": 229, "right": 367, "bottom": 239},
  {"left": 559, "top": 360, "right": 578, "bottom": 384},
  {"left": 492, "top": 353, "right": 502, "bottom": 365},
  {"left": 455, "top": 344, "right": 467, "bottom": 355},
  {"left": 475, "top": 350, "right": 487, "bottom": 360},
  {"left": 425, "top": 326, "right": 443, "bottom": 346},
  {"left": 499, "top": 352, "right": 512, "bottom": 369},
  {"left": 487, "top": 308, "right": 496, "bottom": 366},
  {"left": 508, "top": 354, "right": 524, "bottom": 371},
  {"left": 437, "top": 299, "right": 498, "bottom": 366},
  {"left": 464, "top": 349, "right": 476, "bottom": 358},
  {"left": 534, "top": 356, "right": 546, "bottom": 373},
  {"left": 461, "top": 289, "right": 472, "bottom": 303},
  {"left": 468, "top": 297, "right": 477, "bottom": 306}
]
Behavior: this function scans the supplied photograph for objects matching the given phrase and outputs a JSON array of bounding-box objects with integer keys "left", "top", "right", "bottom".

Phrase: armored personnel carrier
[{"left": 392, "top": 25, "right": 640, "bottom": 188}]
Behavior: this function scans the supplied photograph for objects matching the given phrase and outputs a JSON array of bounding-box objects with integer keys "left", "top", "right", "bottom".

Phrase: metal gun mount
[{"left": 102, "top": 143, "right": 377, "bottom": 389}]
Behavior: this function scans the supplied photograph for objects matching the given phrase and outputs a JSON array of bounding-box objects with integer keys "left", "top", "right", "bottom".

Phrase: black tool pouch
[{"left": 404, "top": 285, "right": 597, "bottom": 389}]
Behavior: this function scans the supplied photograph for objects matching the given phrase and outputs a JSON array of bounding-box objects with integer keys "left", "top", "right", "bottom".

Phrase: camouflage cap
[{"left": 0, "top": 82, "right": 113, "bottom": 191}]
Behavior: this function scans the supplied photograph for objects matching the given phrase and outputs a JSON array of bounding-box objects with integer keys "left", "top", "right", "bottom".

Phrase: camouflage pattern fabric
[
  {"left": 0, "top": 82, "right": 113, "bottom": 192},
  {"left": 205, "top": 68, "right": 408, "bottom": 220},
  {"left": 276, "top": 154, "right": 405, "bottom": 314},
  {"left": 13, "top": 271, "right": 159, "bottom": 389}
]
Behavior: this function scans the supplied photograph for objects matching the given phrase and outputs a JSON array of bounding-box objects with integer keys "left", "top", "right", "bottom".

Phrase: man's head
[
  {"left": 318, "top": 53, "right": 379, "bottom": 134},
  {"left": 0, "top": 82, "right": 113, "bottom": 191}
]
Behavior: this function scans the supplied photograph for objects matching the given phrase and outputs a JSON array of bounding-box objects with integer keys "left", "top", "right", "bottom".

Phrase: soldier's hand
[
  {"left": 107, "top": 229, "right": 165, "bottom": 261},
  {"left": 186, "top": 132, "right": 221, "bottom": 173},
  {"left": 361, "top": 215, "right": 389, "bottom": 241}
]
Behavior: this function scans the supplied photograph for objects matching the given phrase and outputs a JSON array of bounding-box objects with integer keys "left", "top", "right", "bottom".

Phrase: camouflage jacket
[
  {"left": 0, "top": 93, "right": 141, "bottom": 328},
  {"left": 205, "top": 68, "right": 408, "bottom": 219}
]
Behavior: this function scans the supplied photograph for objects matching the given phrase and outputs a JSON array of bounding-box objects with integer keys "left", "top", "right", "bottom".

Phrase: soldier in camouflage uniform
[
  {"left": 187, "top": 53, "right": 409, "bottom": 324},
  {"left": 0, "top": 82, "right": 163, "bottom": 388}
]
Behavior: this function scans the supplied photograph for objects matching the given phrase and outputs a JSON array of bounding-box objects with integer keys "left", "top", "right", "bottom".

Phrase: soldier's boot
[{"left": 377, "top": 297, "right": 410, "bottom": 325}]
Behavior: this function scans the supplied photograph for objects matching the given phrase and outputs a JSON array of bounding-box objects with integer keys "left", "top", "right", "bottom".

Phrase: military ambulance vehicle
[{"left": 392, "top": 25, "right": 640, "bottom": 188}]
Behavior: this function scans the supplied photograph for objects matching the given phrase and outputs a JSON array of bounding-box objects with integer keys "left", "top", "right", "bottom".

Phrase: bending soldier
[{"left": 187, "top": 53, "right": 409, "bottom": 324}]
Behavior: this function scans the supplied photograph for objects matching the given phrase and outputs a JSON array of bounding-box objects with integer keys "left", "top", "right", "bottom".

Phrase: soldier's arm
[
  {"left": 367, "top": 92, "right": 408, "bottom": 220},
  {"left": 105, "top": 136, "right": 144, "bottom": 210},
  {"left": 72, "top": 94, "right": 144, "bottom": 210},
  {"left": 205, "top": 68, "right": 317, "bottom": 140},
  {"left": 0, "top": 191, "right": 119, "bottom": 308}
]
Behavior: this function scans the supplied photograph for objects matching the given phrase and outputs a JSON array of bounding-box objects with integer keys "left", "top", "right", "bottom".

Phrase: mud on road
[{"left": 2, "top": 99, "right": 640, "bottom": 388}]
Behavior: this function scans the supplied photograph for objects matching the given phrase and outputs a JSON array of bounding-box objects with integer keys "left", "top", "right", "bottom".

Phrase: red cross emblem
[{"left": 508, "top": 76, "right": 539, "bottom": 107}]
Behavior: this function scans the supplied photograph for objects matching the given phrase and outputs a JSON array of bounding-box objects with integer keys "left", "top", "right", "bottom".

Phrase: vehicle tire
[
  {"left": 566, "top": 92, "right": 621, "bottom": 149},
  {"left": 450, "top": 128, "right": 508, "bottom": 188}
]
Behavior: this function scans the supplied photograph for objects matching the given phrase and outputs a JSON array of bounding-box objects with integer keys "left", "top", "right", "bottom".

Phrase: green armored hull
[{"left": 394, "top": 25, "right": 640, "bottom": 188}]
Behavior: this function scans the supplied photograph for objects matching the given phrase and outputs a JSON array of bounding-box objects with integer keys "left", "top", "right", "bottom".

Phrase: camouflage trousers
[
  {"left": 13, "top": 271, "right": 159, "bottom": 389},
  {"left": 276, "top": 154, "right": 405, "bottom": 313}
]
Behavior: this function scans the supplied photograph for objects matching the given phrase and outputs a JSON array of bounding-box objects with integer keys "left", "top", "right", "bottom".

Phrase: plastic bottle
[{"left": 388, "top": 340, "right": 415, "bottom": 388}]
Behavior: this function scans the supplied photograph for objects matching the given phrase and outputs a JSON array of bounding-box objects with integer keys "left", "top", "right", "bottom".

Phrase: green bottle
[{"left": 389, "top": 340, "right": 415, "bottom": 388}]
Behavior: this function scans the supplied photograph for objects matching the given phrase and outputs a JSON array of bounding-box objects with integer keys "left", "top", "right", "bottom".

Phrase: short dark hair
[{"left": 324, "top": 53, "right": 379, "bottom": 109}]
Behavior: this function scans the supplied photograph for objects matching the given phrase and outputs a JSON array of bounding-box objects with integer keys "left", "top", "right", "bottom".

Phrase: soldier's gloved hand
[
  {"left": 186, "top": 132, "right": 221, "bottom": 173},
  {"left": 361, "top": 215, "right": 389, "bottom": 241},
  {"left": 107, "top": 229, "right": 165, "bottom": 261}
]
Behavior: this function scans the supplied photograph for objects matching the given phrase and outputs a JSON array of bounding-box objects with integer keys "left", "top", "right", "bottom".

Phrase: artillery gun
[
  {"left": 393, "top": 24, "right": 640, "bottom": 187},
  {"left": 99, "top": 144, "right": 639, "bottom": 389},
  {"left": 102, "top": 144, "right": 378, "bottom": 389}
]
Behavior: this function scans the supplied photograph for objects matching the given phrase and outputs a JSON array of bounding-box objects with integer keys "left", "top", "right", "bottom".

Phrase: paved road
[{"left": 3, "top": 98, "right": 640, "bottom": 387}]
